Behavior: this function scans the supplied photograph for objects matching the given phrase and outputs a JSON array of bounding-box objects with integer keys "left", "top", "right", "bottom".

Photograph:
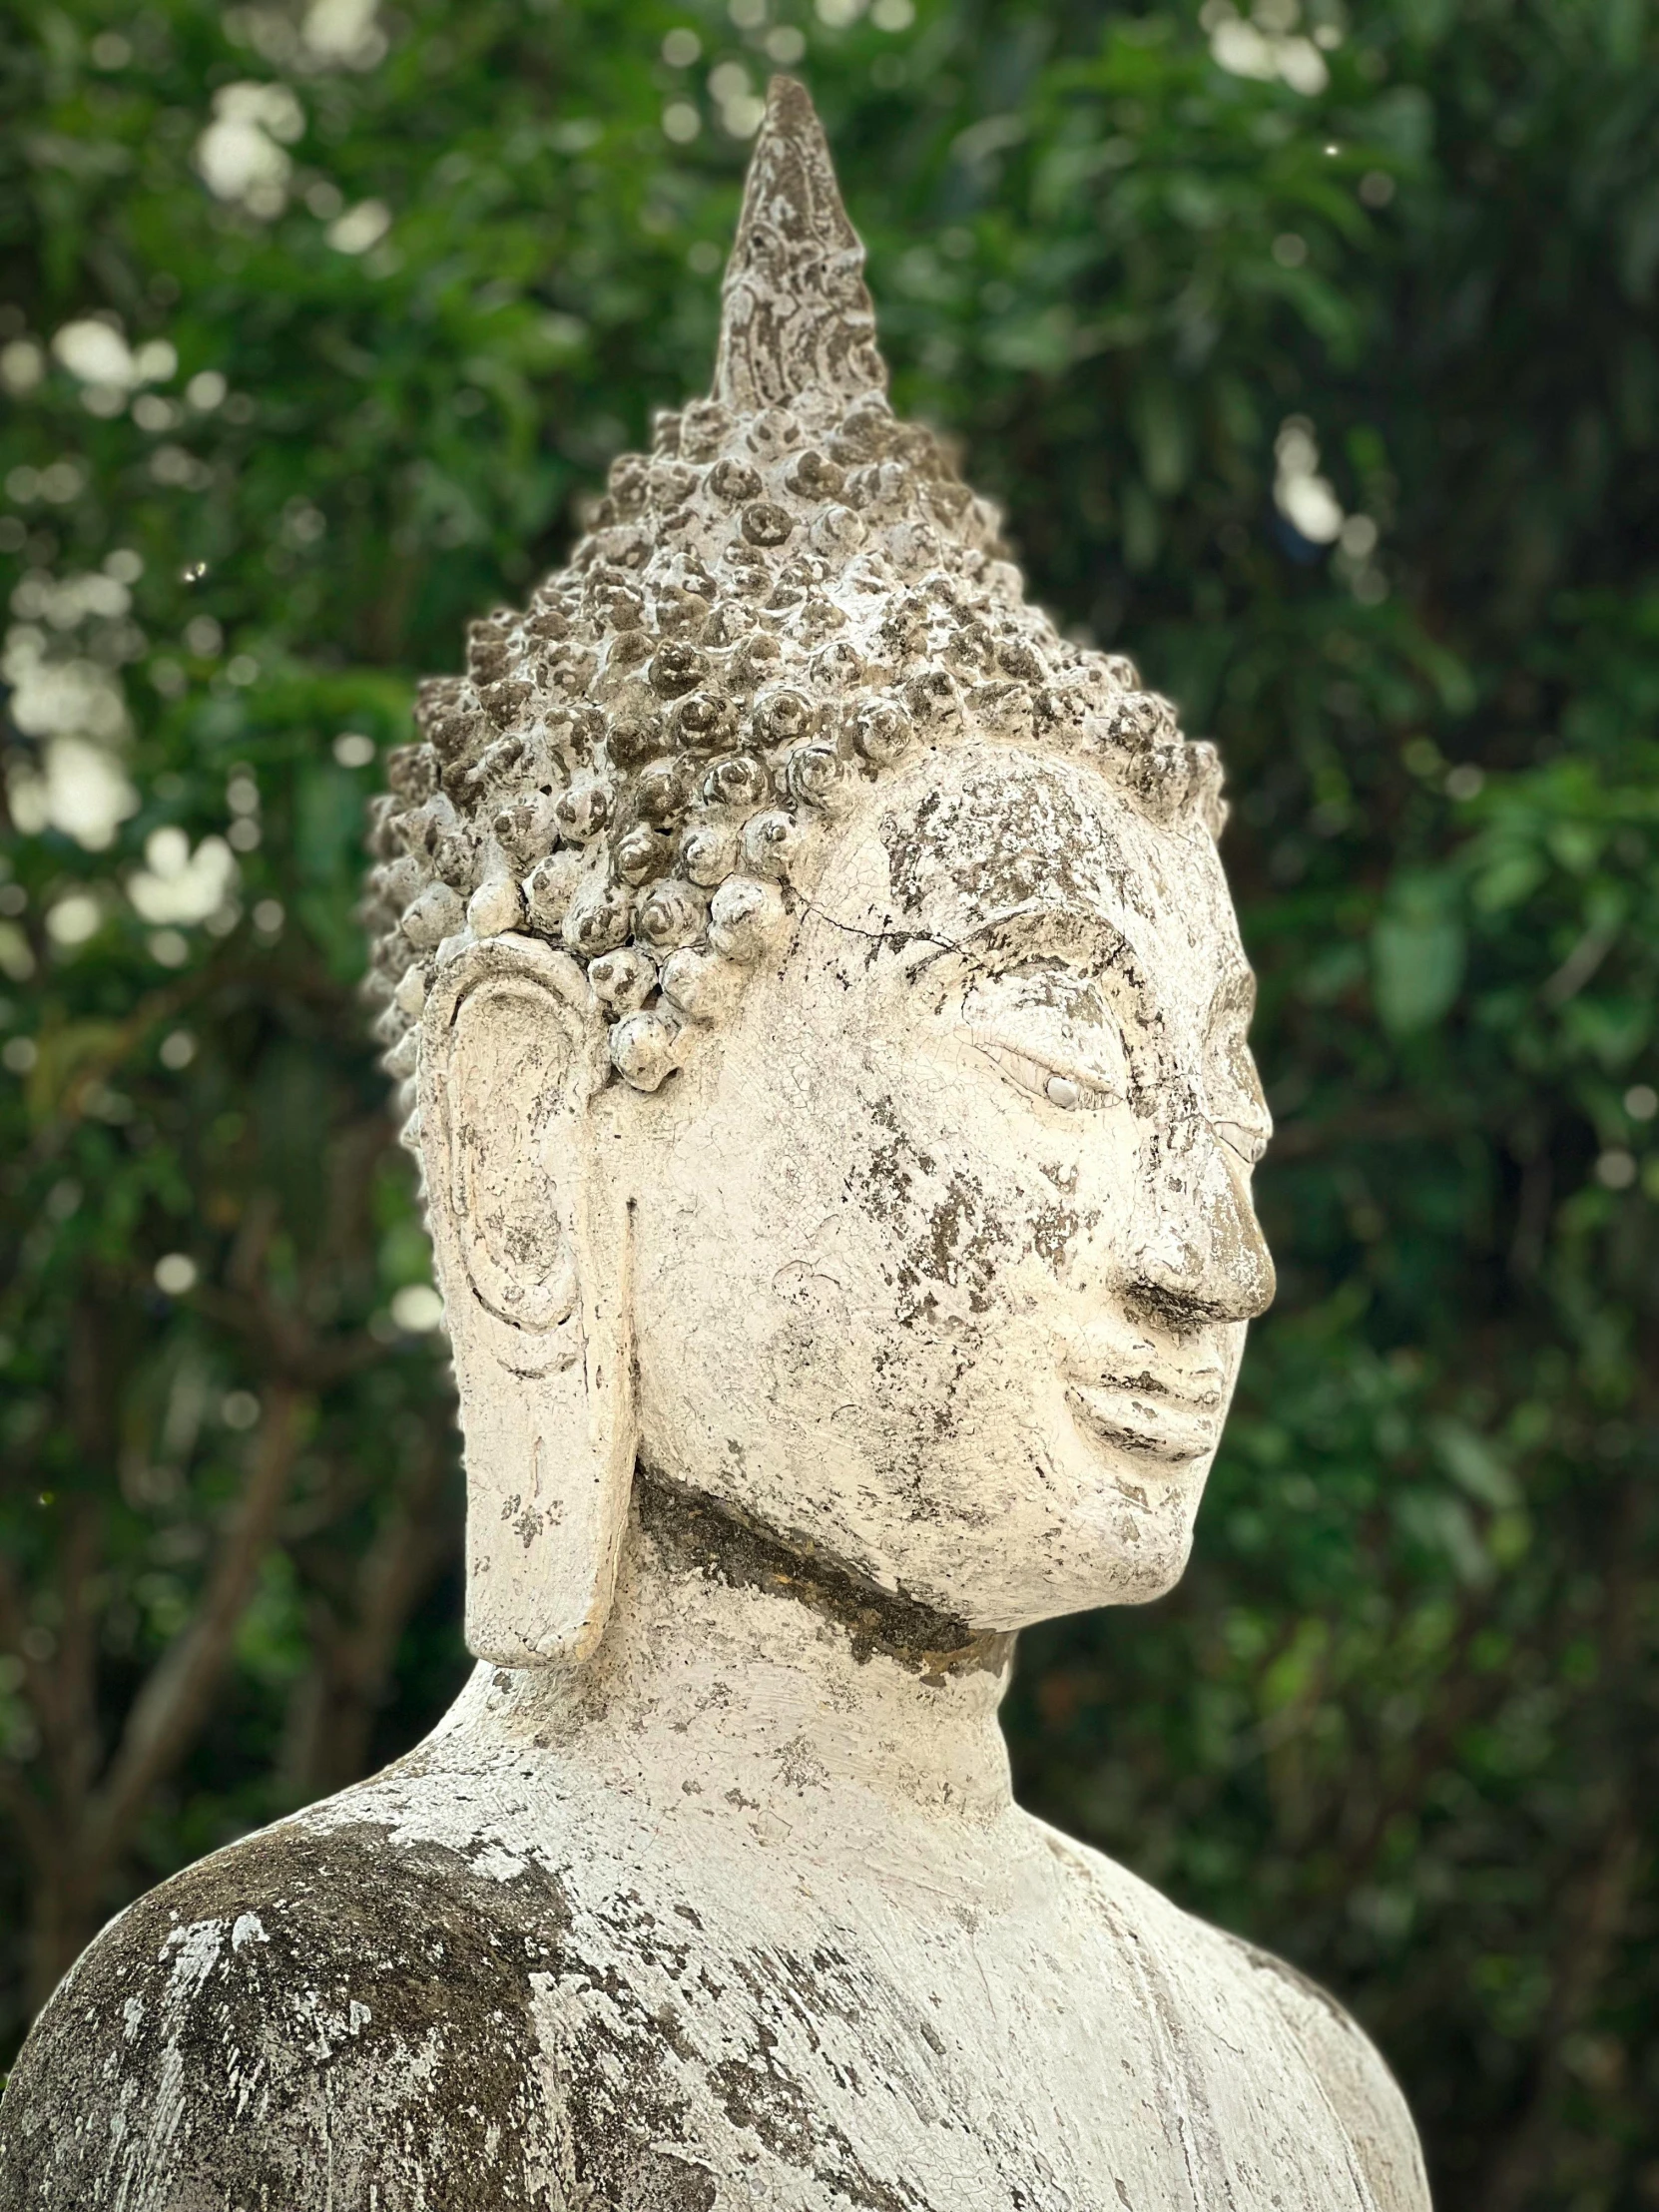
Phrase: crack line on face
[
  {"left": 797, "top": 895, "right": 1097, "bottom": 983},
  {"left": 794, "top": 890, "right": 962, "bottom": 959}
]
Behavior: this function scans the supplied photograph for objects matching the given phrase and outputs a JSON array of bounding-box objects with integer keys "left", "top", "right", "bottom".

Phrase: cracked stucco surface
[
  {"left": 1, "top": 1529, "right": 1428, "bottom": 2211},
  {"left": 0, "top": 1789, "right": 1426, "bottom": 2212}
]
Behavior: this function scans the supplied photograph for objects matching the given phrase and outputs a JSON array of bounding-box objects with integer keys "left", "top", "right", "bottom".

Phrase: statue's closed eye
[
  {"left": 962, "top": 964, "right": 1130, "bottom": 1116},
  {"left": 972, "top": 1033, "right": 1121, "bottom": 1113},
  {"left": 973, "top": 1026, "right": 1132, "bottom": 1114}
]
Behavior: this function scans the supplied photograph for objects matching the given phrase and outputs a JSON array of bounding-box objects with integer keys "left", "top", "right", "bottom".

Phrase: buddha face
[{"left": 615, "top": 743, "right": 1274, "bottom": 1631}]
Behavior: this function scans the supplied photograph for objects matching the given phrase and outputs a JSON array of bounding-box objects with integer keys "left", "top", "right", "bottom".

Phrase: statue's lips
[{"left": 1064, "top": 1378, "right": 1225, "bottom": 1467}]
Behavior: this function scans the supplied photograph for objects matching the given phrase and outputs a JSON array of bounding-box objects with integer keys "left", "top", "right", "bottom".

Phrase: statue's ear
[{"left": 418, "top": 934, "right": 635, "bottom": 1666}]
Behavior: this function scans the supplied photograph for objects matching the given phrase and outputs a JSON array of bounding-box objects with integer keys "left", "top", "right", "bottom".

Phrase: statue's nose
[{"left": 1125, "top": 1118, "right": 1276, "bottom": 1327}]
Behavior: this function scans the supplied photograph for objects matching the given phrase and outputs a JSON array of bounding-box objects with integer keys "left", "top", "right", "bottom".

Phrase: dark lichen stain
[
  {"left": 881, "top": 796, "right": 938, "bottom": 917},
  {"left": 0, "top": 1820, "right": 574, "bottom": 2212},
  {"left": 850, "top": 1092, "right": 933, "bottom": 1234},
  {"left": 700, "top": 1950, "right": 936, "bottom": 2212},
  {"left": 921, "top": 1171, "right": 1005, "bottom": 1316},
  {"left": 1031, "top": 1197, "right": 1080, "bottom": 1270},
  {"left": 0, "top": 1817, "right": 746, "bottom": 2212},
  {"left": 710, "top": 2048, "right": 922, "bottom": 2212},
  {"left": 881, "top": 765, "right": 1122, "bottom": 926},
  {"left": 846, "top": 1097, "right": 1008, "bottom": 1331},
  {"left": 636, "top": 1462, "right": 1011, "bottom": 1683}
]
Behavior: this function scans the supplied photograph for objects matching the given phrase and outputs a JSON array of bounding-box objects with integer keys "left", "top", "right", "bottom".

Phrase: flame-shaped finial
[{"left": 713, "top": 76, "right": 887, "bottom": 416}]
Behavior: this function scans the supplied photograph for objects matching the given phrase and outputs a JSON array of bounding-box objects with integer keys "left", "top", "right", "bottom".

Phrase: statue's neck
[{"left": 433, "top": 1469, "right": 1019, "bottom": 1871}]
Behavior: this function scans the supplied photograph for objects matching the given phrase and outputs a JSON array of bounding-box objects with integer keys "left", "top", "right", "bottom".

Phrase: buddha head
[{"left": 358, "top": 79, "right": 1275, "bottom": 1668}]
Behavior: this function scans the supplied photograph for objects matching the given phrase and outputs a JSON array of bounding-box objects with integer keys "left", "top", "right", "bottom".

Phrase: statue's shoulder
[
  {"left": 1028, "top": 1815, "right": 1430, "bottom": 2212},
  {"left": 0, "top": 1783, "right": 573, "bottom": 2212},
  {"left": 1204, "top": 1925, "right": 1430, "bottom": 2212}
]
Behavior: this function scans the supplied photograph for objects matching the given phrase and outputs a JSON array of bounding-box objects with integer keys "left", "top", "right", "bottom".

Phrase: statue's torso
[{"left": 0, "top": 1726, "right": 1425, "bottom": 2212}]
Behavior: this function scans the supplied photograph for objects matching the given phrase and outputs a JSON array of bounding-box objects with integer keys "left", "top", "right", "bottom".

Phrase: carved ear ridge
[{"left": 418, "top": 933, "right": 637, "bottom": 1666}]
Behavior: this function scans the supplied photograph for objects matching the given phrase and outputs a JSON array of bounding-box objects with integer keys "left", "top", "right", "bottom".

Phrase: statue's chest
[{"left": 528, "top": 1875, "right": 1375, "bottom": 2212}]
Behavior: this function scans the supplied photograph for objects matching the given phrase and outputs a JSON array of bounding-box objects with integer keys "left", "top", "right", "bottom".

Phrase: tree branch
[
  {"left": 80, "top": 1382, "right": 306, "bottom": 1882},
  {"left": 1477, "top": 1809, "right": 1643, "bottom": 2212},
  {"left": 53, "top": 1494, "right": 104, "bottom": 1813},
  {"left": 284, "top": 1438, "right": 454, "bottom": 1800},
  {"left": 0, "top": 1551, "right": 71, "bottom": 1799},
  {"left": 0, "top": 1759, "right": 57, "bottom": 1875}
]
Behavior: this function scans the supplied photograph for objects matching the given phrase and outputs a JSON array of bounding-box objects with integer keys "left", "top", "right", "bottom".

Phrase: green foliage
[{"left": 2, "top": 1, "right": 1657, "bottom": 2203}]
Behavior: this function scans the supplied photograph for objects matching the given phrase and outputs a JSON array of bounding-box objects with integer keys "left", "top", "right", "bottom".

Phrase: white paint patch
[
  {"left": 231, "top": 1911, "right": 268, "bottom": 1951},
  {"left": 140, "top": 1919, "right": 227, "bottom": 2185},
  {"left": 466, "top": 1844, "right": 530, "bottom": 1883}
]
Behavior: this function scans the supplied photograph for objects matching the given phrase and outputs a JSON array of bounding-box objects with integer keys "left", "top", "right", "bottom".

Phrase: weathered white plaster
[{"left": 0, "top": 75, "right": 1429, "bottom": 2212}]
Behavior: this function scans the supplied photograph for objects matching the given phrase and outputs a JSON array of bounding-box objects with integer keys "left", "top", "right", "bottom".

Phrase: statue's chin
[{"left": 967, "top": 1470, "right": 1208, "bottom": 1628}]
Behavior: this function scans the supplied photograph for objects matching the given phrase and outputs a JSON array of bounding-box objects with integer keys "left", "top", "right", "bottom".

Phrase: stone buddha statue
[{"left": 0, "top": 77, "right": 1428, "bottom": 2212}]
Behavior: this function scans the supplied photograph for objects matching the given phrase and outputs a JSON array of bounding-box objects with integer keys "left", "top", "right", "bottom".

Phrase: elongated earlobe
[{"left": 419, "top": 935, "right": 636, "bottom": 1665}]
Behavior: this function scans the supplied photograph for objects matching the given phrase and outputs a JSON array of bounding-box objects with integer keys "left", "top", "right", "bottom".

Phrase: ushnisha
[{"left": 0, "top": 77, "right": 1430, "bottom": 2212}]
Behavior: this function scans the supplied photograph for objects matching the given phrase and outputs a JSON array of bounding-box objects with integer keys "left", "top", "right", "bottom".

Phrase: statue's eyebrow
[
  {"left": 948, "top": 898, "right": 1114, "bottom": 951},
  {"left": 910, "top": 900, "right": 1157, "bottom": 1016}
]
